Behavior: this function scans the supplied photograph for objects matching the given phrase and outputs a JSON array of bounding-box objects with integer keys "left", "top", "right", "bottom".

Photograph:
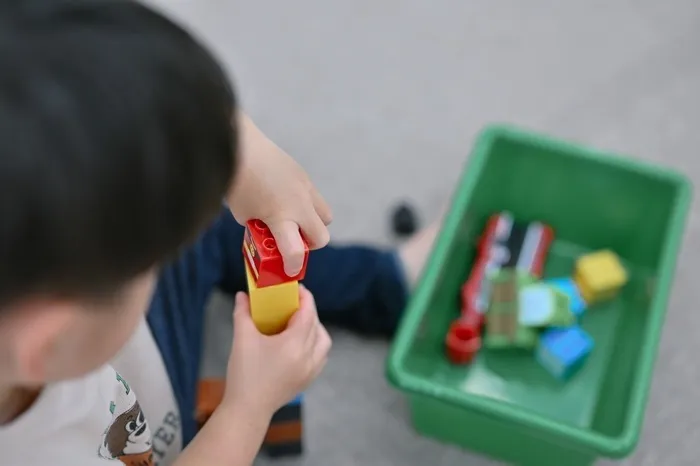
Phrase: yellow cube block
[
  {"left": 245, "top": 261, "right": 299, "bottom": 335},
  {"left": 574, "top": 249, "right": 628, "bottom": 304}
]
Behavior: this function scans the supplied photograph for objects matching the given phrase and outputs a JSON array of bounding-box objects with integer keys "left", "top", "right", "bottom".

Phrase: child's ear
[{"left": 5, "top": 301, "right": 78, "bottom": 384}]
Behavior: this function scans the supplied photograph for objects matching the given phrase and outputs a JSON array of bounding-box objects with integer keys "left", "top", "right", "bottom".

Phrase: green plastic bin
[{"left": 386, "top": 125, "right": 692, "bottom": 466}]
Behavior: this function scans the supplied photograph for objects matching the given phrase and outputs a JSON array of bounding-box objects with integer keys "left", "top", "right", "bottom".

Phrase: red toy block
[
  {"left": 243, "top": 219, "right": 309, "bottom": 288},
  {"left": 445, "top": 317, "right": 482, "bottom": 364}
]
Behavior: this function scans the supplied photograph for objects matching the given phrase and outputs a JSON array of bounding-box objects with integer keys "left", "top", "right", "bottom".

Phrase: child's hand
[
  {"left": 221, "top": 286, "right": 332, "bottom": 418},
  {"left": 227, "top": 113, "right": 332, "bottom": 277}
]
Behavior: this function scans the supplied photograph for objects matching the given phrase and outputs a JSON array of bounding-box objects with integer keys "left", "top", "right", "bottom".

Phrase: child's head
[{"left": 0, "top": 1, "right": 237, "bottom": 385}]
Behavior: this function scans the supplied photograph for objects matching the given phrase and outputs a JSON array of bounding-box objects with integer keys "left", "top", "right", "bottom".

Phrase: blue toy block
[
  {"left": 547, "top": 277, "right": 586, "bottom": 318},
  {"left": 536, "top": 326, "right": 593, "bottom": 380}
]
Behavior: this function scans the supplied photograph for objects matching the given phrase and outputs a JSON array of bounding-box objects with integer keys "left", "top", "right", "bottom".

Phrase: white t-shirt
[{"left": 0, "top": 320, "right": 181, "bottom": 466}]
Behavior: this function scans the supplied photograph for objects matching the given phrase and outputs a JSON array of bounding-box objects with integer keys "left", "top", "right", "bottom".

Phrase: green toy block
[{"left": 484, "top": 269, "right": 539, "bottom": 349}]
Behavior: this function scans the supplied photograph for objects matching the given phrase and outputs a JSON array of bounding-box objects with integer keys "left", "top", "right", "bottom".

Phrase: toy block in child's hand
[
  {"left": 243, "top": 219, "right": 309, "bottom": 288},
  {"left": 243, "top": 219, "right": 307, "bottom": 335},
  {"left": 245, "top": 260, "right": 300, "bottom": 335}
]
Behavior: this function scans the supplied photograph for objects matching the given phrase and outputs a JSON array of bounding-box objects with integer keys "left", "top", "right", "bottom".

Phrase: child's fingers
[
  {"left": 318, "top": 323, "right": 332, "bottom": 357},
  {"left": 298, "top": 284, "right": 319, "bottom": 329},
  {"left": 310, "top": 323, "right": 332, "bottom": 378},
  {"left": 286, "top": 285, "right": 317, "bottom": 342},
  {"left": 310, "top": 349, "right": 330, "bottom": 379},
  {"left": 232, "top": 292, "right": 256, "bottom": 335},
  {"left": 310, "top": 356, "right": 329, "bottom": 381},
  {"left": 299, "top": 211, "right": 330, "bottom": 250},
  {"left": 311, "top": 185, "right": 333, "bottom": 226},
  {"left": 233, "top": 291, "right": 249, "bottom": 315},
  {"left": 267, "top": 219, "right": 306, "bottom": 277}
]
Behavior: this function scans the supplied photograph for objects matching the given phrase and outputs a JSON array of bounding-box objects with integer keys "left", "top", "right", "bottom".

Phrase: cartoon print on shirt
[{"left": 98, "top": 371, "right": 154, "bottom": 466}]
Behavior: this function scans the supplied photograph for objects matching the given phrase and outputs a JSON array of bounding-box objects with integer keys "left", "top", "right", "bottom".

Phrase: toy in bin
[
  {"left": 445, "top": 212, "right": 555, "bottom": 363},
  {"left": 536, "top": 326, "right": 594, "bottom": 380},
  {"left": 574, "top": 249, "right": 628, "bottom": 304},
  {"left": 443, "top": 210, "right": 628, "bottom": 383},
  {"left": 445, "top": 312, "right": 482, "bottom": 364},
  {"left": 483, "top": 269, "right": 576, "bottom": 349},
  {"left": 546, "top": 277, "right": 587, "bottom": 318},
  {"left": 480, "top": 267, "right": 594, "bottom": 380},
  {"left": 463, "top": 212, "right": 555, "bottom": 316},
  {"left": 483, "top": 269, "right": 539, "bottom": 349},
  {"left": 518, "top": 282, "right": 576, "bottom": 327},
  {"left": 386, "top": 125, "right": 691, "bottom": 466}
]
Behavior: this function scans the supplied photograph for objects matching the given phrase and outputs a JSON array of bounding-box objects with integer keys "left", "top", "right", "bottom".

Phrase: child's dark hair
[{"left": 0, "top": 1, "right": 237, "bottom": 307}]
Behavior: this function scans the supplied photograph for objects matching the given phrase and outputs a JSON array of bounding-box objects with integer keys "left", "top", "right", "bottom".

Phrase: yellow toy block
[
  {"left": 245, "top": 261, "right": 299, "bottom": 335},
  {"left": 574, "top": 249, "right": 628, "bottom": 304}
]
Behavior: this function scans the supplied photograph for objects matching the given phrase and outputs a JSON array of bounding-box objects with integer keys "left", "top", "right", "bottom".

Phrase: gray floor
[{"left": 148, "top": 1, "right": 700, "bottom": 464}]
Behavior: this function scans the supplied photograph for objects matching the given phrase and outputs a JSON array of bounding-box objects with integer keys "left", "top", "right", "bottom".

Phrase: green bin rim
[{"left": 386, "top": 124, "right": 693, "bottom": 459}]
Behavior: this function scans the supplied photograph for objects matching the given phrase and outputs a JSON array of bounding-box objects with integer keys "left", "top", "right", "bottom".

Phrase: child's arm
[
  {"left": 174, "top": 402, "right": 271, "bottom": 466},
  {"left": 175, "top": 290, "right": 331, "bottom": 466},
  {"left": 226, "top": 111, "right": 332, "bottom": 277}
]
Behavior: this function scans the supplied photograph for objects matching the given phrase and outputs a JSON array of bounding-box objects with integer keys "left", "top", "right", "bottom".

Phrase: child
[
  {"left": 144, "top": 207, "right": 437, "bottom": 464},
  {"left": 0, "top": 2, "right": 438, "bottom": 465}
]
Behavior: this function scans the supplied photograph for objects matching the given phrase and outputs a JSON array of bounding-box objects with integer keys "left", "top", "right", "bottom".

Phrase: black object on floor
[{"left": 391, "top": 202, "right": 419, "bottom": 237}]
